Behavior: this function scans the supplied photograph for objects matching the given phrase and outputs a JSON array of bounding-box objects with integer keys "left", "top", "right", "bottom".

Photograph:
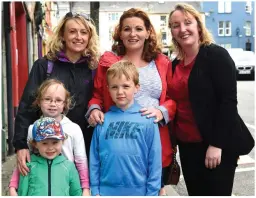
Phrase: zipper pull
[{"left": 47, "top": 159, "right": 53, "bottom": 166}]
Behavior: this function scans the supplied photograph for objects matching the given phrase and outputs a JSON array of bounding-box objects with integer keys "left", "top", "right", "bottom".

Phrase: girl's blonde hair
[
  {"left": 32, "top": 79, "right": 72, "bottom": 115},
  {"left": 168, "top": 3, "right": 215, "bottom": 60},
  {"left": 46, "top": 12, "right": 100, "bottom": 69},
  {"left": 112, "top": 8, "right": 162, "bottom": 62}
]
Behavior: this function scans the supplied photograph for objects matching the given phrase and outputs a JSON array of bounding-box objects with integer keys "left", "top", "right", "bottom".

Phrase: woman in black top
[
  {"left": 13, "top": 12, "right": 100, "bottom": 195},
  {"left": 167, "top": 3, "right": 254, "bottom": 196}
]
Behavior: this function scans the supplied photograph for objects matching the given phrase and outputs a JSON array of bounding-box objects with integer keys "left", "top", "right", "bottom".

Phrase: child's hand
[
  {"left": 9, "top": 187, "right": 18, "bottom": 196},
  {"left": 82, "top": 188, "right": 90, "bottom": 196}
]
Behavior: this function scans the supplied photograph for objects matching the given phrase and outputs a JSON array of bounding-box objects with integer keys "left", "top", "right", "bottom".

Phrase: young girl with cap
[
  {"left": 9, "top": 79, "right": 89, "bottom": 196},
  {"left": 18, "top": 117, "right": 82, "bottom": 196}
]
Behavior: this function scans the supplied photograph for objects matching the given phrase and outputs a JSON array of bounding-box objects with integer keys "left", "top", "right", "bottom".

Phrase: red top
[
  {"left": 168, "top": 60, "right": 202, "bottom": 142},
  {"left": 89, "top": 51, "right": 177, "bottom": 167}
]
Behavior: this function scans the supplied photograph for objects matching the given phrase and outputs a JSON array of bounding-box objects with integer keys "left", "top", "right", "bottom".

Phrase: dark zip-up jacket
[
  {"left": 13, "top": 57, "right": 94, "bottom": 150},
  {"left": 169, "top": 44, "right": 254, "bottom": 155}
]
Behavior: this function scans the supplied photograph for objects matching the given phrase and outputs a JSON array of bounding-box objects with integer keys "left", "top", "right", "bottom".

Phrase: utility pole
[{"left": 90, "top": 2, "right": 99, "bottom": 35}]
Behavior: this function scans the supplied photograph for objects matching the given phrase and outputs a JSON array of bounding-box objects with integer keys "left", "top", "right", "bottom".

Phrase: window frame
[
  {"left": 218, "top": 21, "right": 224, "bottom": 36},
  {"left": 245, "top": 21, "right": 251, "bottom": 36},
  {"left": 218, "top": 21, "right": 231, "bottom": 36},
  {"left": 218, "top": 1, "right": 232, "bottom": 13},
  {"left": 160, "top": 15, "right": 167, "bottom": 26},
  {"left": 108, "top": 12, "right": 119, "bottom": 21},
  {"left": 245, "top": 1, "right": 252, "bottom": 13}
]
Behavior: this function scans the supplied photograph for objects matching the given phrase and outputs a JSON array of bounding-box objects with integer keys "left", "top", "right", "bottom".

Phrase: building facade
[
  {"left": 70, "top": 1, "right": 201, "bottom": 54},
  {"left": 201, "top": 1, "right": 255, "bottom": 51}
]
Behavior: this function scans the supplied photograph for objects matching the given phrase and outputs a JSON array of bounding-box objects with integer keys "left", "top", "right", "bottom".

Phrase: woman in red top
[
  {"left": 87, "top": 8, "right": 176, "bottom": 195},
  {"left": 167, "top": 3, "right": 254, "bottom": 196}
]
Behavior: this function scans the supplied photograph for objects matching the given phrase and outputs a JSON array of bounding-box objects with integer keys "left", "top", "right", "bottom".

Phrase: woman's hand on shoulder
[
  {"left": 205, "top": 145, "right": 222, "bottom": 169},
  {"left": 140, "top": 107, "right": 163, "bottom": 123},
  {"left": 16, "top": 149, "right": 30, "bottom": 176},
  {"left": 88, "top": 109, "right": 104, "bottom": 126}
]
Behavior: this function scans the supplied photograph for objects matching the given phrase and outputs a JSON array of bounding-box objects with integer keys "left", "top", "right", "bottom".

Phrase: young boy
[
  {"left": 18, "top": 117, "right": 82, "bottom": 196},
  {"left": 89, "top": 60, "right": 162, "bottom": 196}
]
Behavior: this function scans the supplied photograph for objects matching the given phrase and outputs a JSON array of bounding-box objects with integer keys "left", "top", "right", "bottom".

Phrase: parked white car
[{"left": 227, "top": 49, "right": 255, "bottom": 80}]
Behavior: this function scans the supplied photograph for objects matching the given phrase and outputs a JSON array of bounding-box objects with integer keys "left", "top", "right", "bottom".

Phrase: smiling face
[
  {"left": 35, "top": 139, "right": 63, "bottom": 160},
  {"left": 169, "top": 10, "right": 200, "bottom": 50},
  {"left": 63, "top": 18, "right": 89, "bottom": 58},
  {"left": 108, "top": 74, "right": 140, "bottom": 110},
  {"left": 120, "top": 17, "right": 150, "bottom": 54},
  {"left": 39, "top": 84, "right": 66, "bottom": 122}
]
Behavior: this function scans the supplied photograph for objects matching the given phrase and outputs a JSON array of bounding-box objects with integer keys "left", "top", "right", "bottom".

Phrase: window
[
  {"left": 225, "top": 21, "right": 231, "bottom": 36},
  {"left": 161, "top": 32, "right": 167, "bottom": 45},
  {"left": 160, "top": 15, "right": 167, "bottom": 26},
  {"left": 108, "top": 13, "right": 119, "bottom": 21},
  {"left": 218, "top": 21, "right": 224, "bottom": 36},
  {"left": 218, "top": 21, "right": 231, "bottom": 36},
  {"left": 109, "top": 26, "right": 115, "bottom": 41},
  {"left": 220, "top": 44, "right": 232, "bottom": 49},
  {"left": 218, "top": 1, "right": 231, "bottom": 13},
  {"left": 245, "top": 21, "right": 251, "bottom": 36},
  {"left": 245, "top": 1, "right": 252, "bottom": 13}
]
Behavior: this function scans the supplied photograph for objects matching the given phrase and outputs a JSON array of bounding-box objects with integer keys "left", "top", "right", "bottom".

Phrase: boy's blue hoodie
[{"left": 90, "top": 102, "right": 162, "bottom": 196}]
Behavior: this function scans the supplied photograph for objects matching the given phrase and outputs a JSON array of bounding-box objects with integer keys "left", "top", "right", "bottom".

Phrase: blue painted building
[{"left": 201, "top": 1, "right": 255, "bottom": 51}]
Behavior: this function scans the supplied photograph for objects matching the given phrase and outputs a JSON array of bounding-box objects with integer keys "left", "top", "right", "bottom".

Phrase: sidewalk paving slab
[{"left": 1, "top": 154, "right": 17, "bottom": 196}]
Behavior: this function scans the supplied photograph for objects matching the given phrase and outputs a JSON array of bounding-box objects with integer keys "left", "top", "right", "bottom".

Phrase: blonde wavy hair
[
  {"left": 168, "top": 3, "right": 215, "bottom": 60},
  {"left": 46, "top": 12, "right": 100, "bottom": 69}
]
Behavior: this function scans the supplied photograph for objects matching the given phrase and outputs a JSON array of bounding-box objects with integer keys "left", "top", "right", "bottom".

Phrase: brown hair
[
  {"left": 168, "top": 3, "right": 214, "bottom": 60},
  {"left": 46, "top": 12, "right": 100, "bottom": 69},
  {"left": 32, "top": 79, "right": 72, "bottom": 115},
  {"left": 107, "top": 60, "right": 139, "bottom": 86},
  {"left": 112, "top": 8, "right": 162, "bottom": 62}
]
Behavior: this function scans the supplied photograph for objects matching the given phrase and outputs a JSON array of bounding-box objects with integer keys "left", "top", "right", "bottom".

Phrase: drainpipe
[
  {"left": 24, "top": 3, "right": 33, "bottom": 71},
  {"left": 3, "top": 2, "right": 15, "bottom": 155},
  {"left": 10, "top": 2, "right": 19, "bottom": 116}
]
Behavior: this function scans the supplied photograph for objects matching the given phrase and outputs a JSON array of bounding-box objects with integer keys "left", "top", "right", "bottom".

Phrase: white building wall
[{"left": 99, "top": 12, "right": 112, "bottom": 54}]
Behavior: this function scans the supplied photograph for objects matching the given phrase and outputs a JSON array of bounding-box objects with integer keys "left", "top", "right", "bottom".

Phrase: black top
[
  {"left": 172, "top": 44, "right": 254, "bottom": 155},
  {"left": 13, "top": 57, "right": 94, "bottom": 150}
]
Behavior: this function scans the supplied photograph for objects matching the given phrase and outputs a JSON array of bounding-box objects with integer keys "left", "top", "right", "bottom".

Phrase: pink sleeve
[
  {"left": 75, "top": 158, "right": 89, "bottom": 189},
  {"left": 9, "top": 168, "right": 20, "bottom": 189}
]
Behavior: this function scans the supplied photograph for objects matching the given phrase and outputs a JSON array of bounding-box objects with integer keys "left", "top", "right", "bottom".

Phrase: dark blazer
[{"left": 171, "top": 44, "right": 254, "bottom": 155}]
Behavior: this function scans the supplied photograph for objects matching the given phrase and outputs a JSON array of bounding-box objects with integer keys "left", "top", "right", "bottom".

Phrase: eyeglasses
[
  {"left": 64, "top": 12, "right": 95, "bottom": 26},
  {"left": 42, "top": 98, "right": 65, "bottom": 106}
]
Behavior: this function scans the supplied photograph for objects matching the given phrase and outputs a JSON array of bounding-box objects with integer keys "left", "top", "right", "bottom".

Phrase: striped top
[{"left": 135, "top": 60, "right": 162, "bottom": 108}]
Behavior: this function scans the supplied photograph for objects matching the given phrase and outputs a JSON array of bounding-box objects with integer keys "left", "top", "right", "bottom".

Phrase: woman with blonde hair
[
  {"left": 86, "top": 8, "right": 176, "bottom": 195},
  {"left": 167, "top": 3, "right": 254, "bottom": 195},
  {"left": 13, "top": 12, "right": 100, "bottom": 196}
]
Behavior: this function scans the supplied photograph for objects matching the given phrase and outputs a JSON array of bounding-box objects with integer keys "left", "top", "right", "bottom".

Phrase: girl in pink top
[{"left": 9, "top": 79, "right": 89, "bottom": 196}]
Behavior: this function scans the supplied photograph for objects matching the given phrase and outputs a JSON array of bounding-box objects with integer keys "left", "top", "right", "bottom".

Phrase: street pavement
[{"left": 1, "top": 154, "right": 17, "bottom": 196}]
